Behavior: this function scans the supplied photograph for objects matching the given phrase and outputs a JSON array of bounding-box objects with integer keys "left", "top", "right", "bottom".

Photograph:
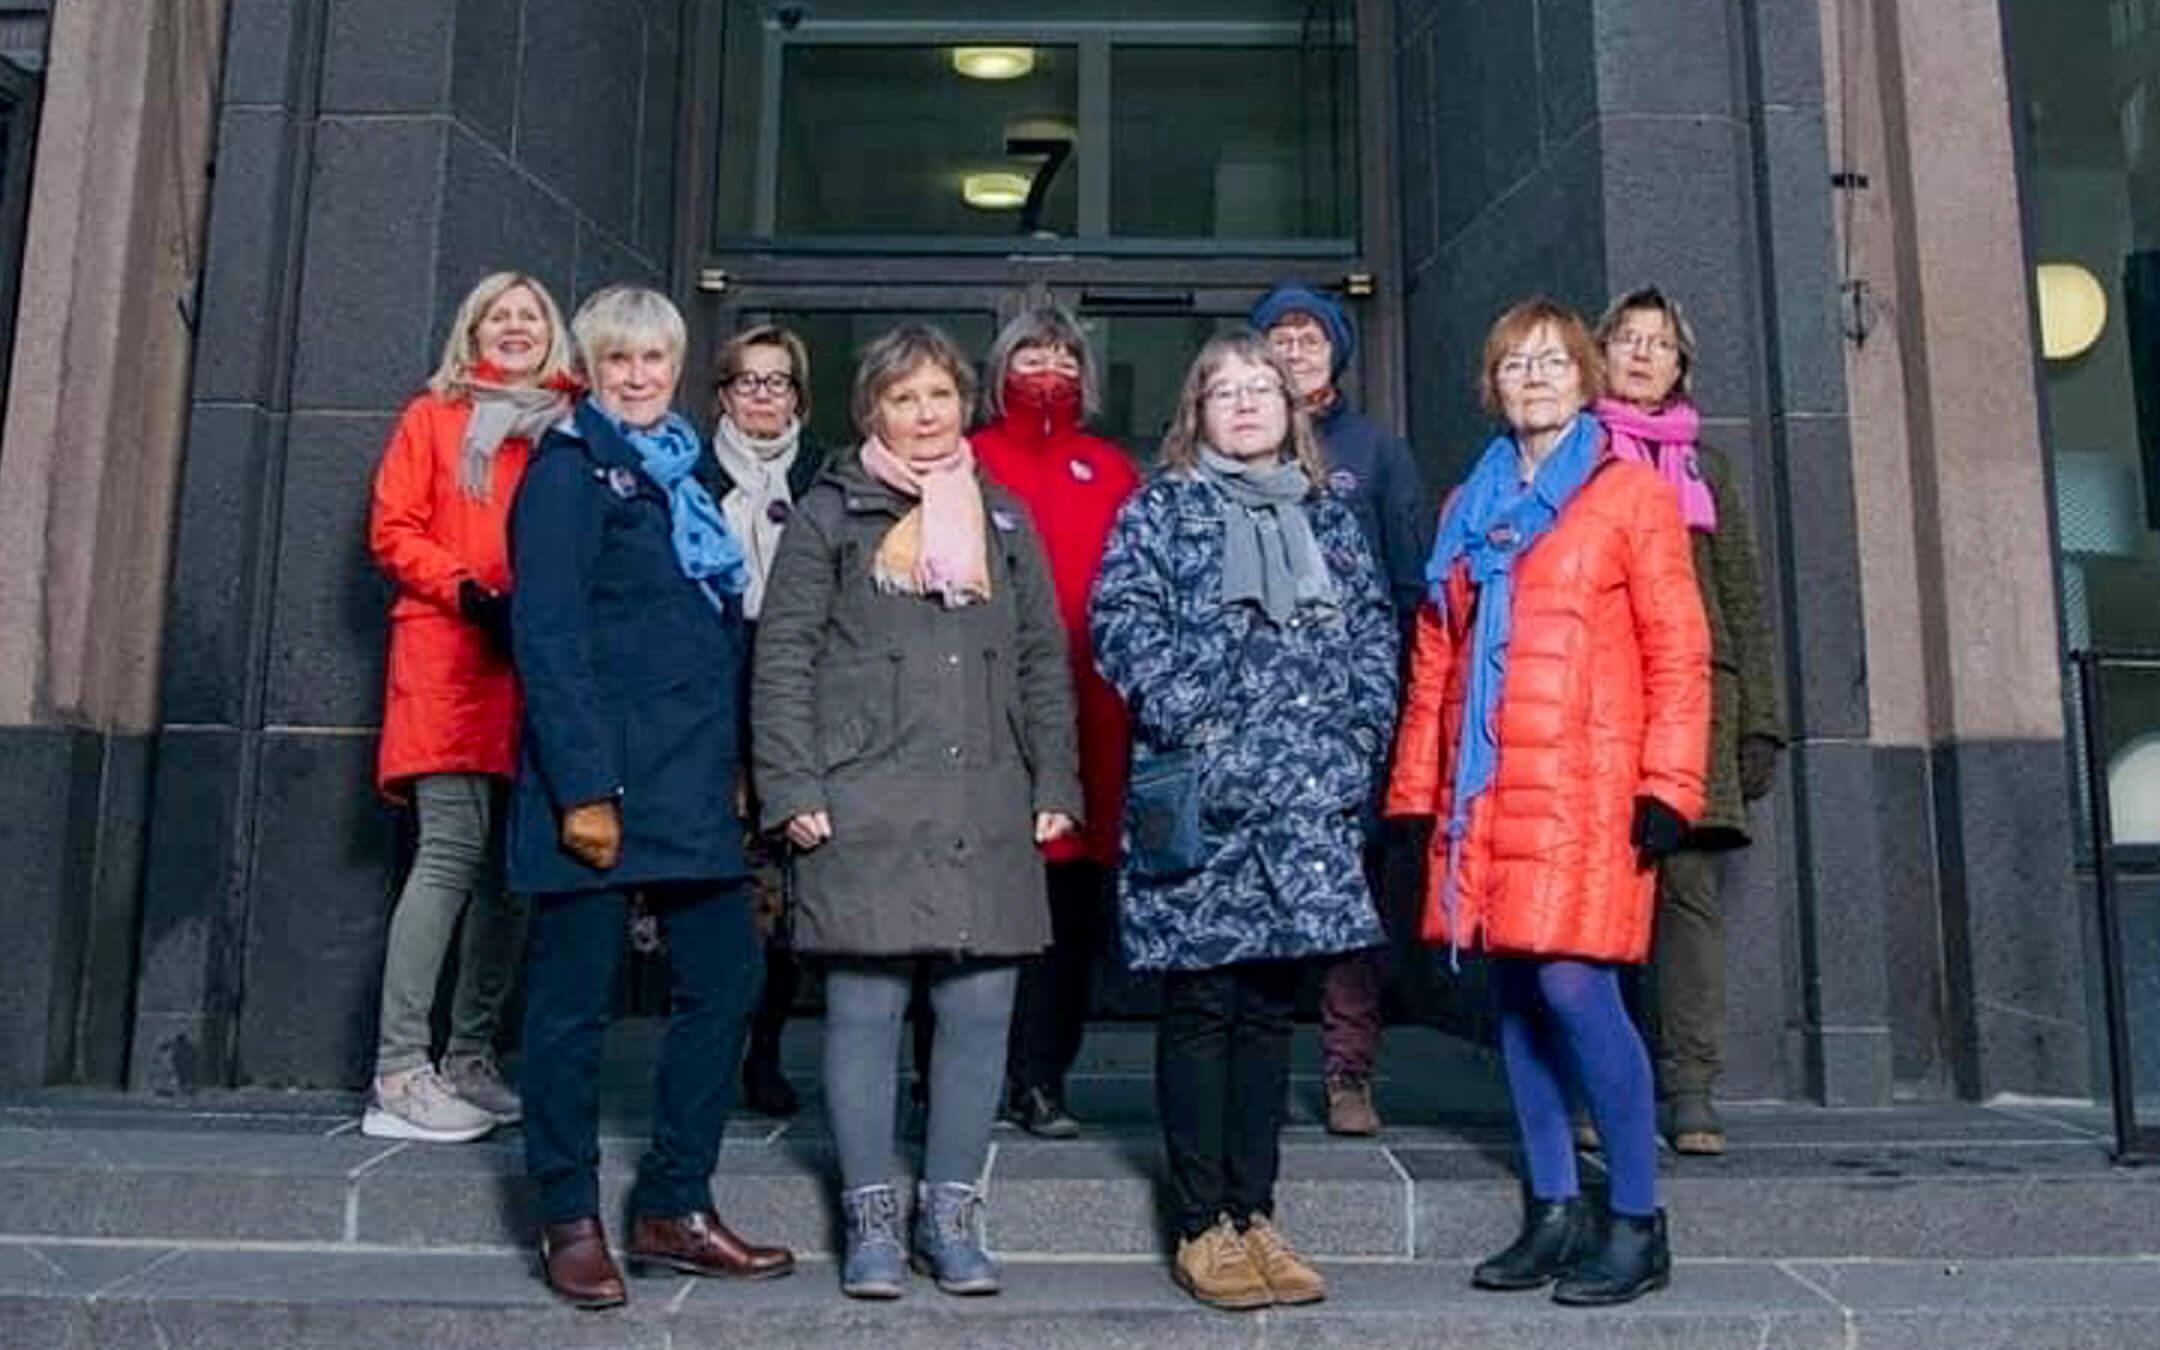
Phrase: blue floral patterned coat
[{"left": 1091, "top": 470, "right": 1398, "bottom": 972}]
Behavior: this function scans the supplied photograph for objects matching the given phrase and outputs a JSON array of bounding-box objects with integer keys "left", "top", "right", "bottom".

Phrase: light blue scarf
[
  {"left": 610, "top": 408, "right": 748, "bottom": 614},
  {"left": 1421, "top": 411, "right": 1603, "bottom": 956}
]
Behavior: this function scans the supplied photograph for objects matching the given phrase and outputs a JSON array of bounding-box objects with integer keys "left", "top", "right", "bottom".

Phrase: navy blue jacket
[
  {"left": 1311, "top": 402, "right": 1429, "bottom": 626},
  {"left": 506, "top": 399, "right": 750, "bottom": 896}
]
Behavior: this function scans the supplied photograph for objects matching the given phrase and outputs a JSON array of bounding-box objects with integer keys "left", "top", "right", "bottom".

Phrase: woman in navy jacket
[{"left": 509, "top": 286, "right": 792, "bottom": 1309}]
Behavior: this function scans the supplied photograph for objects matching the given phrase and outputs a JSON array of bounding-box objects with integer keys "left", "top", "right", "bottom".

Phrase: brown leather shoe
[
  {"left": 541, "top": 1217, "right": 626, "bottom": 1310},
  {"left": 627, "top": 1209, "right": 795, "bottom": 1280}
]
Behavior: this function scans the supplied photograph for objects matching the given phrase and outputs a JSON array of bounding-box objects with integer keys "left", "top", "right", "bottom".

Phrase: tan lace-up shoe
[
  {"left": 1172, "top": 1216, "right": 1273, "bottom": 1311},
  {"left": 1243, "top": 1215, "right": 1327, "bottom": 1305}
]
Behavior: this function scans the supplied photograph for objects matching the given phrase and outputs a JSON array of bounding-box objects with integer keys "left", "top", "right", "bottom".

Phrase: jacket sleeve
[
  {"left": 1376, "top": 432, "right": 1433, "bottom": 628},
  {"left": 1089, "top": 487, "right": 1221, "bottom": 749},
  {"left": 369, "top": 399, "right": 471, "bottom": 611},
  {"left": 1385, "top": 601, "right": 1453, "bottom": 817},
  {"left": 1009, "top": 515, "right": 1084, "bottom": 818},
  {"left": 1627, "top": 480, "right": 1713, "bottom": 821},
  {"left": 508, "top": 443, "right": 620, "bottom": 812},
  {"left": 1334, "top": 509, "right": 1400, "bottom": 755},
  {"left": 1704, "top": 450, "right": 1787, "bottom": 745},
  {"left": 750, "top": 492, "right": 839, "bottom": 828}
]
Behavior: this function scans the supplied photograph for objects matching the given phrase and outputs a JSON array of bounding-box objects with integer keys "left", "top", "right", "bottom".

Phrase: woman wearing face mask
[
  {"left": 364, "top": 271, "right": 577, "bottom": 1143},
  {"left": 752, "top": 323, "right": 1081, "bottom": 1301},
  {"left": 1091, "top": 333, "right": 1397, "bottom": 1312},
  {"left": 511, "top": 286, "right": 792, "bottom": 1310},
  {"left": 972, "top": 305, "right": 1140, "bottom": 1140},
  {"left": 708, "top": 323, "right": 826, "bottom": 1120},
  {"left": 1386, "top": 298, "right": 1709, "bottom": 1307}
]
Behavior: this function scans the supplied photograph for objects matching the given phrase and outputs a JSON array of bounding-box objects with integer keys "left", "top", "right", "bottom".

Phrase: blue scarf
[
  {"left": 611, "top": 408, "right": 748, "bottom": 614},
  {"left": 1421, "top": 411, "right": 1603, "bottom": 957}
]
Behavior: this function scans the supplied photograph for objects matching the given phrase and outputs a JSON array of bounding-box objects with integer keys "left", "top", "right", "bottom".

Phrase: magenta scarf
[{"left": 1593, "top": 397, "right": 1716, "bottom": 532}]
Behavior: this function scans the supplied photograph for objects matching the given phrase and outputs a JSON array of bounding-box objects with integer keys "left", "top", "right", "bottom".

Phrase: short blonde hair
[
  {"left": 571, "top": 285, "right": 687, "bottom": 384},
  {"left": 850, "top": 323, "right": 977, "bottom": 439},
  {"left": 426, "top": 272, "right": 573, "bottom": 398},
  {"left": 711, "top": 322, "right": 812, "bottom": 426},
  {"left": 1158, "top": 333, "right": 1327, "bottom": 491},
  {"left": 1477, "top": 297, "right": 1605, "bottom": 416}
]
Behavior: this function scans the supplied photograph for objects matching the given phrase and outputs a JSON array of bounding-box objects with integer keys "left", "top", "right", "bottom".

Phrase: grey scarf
[
  {"left": 1197, "top": 447, "right": 1336, "bottom": 624},
  {"left": 461, "top": 380, "right": 570, "bottom": 499},
  {"left": 710, "top": 414, "right": 803, "bottom": 620}
]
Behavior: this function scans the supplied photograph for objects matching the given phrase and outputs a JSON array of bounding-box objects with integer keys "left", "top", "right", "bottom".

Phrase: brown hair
[
  {"left": 1477, "top": 297, "right": 1605, "bottom": 416},
  {"left": 850, "top": 323, "right": 978, "bottom": 439},
  {"left": 711, "top": 322, "right": 813, "bottom": 426},
  {"left": 1159, "top": 332, "right": 1327, "bottom": 491},
  {"left": 1594, "top": 286, "right": 1697, "bottom": 402}
]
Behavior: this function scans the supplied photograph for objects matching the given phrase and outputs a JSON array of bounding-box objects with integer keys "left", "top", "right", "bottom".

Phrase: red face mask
[{"left": 1003, "top": 370, "right": 1082, "bottom": 424}]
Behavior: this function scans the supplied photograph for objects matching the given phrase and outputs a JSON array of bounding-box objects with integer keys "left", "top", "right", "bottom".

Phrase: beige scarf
[{"left": 711, "top": 414, "right": 803, "bottom": 619}]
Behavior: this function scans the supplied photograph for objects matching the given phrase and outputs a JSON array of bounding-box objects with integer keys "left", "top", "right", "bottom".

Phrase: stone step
[{"left": 6, "top": 1242, "right": 2160, "bottom": 1350}]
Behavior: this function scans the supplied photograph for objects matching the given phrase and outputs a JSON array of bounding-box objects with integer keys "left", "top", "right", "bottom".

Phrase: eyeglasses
[
  {"left": 726, "top": 371, "right": 797, "bottom": 397},
  {"left": 1267, "top": 329, "right": 1330, "bottom": 356},
  {"left": 1203, "top": 377, "right": 1286, "bottom": 407},
  {"left": 1605, "top": 332, "right": 1679, "bottom": 357},
  {"left": 1495, "top": 351, "right": 1576, "bottom": 384}
]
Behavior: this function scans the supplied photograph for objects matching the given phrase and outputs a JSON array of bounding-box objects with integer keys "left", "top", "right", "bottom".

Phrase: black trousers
[
  {"left": 522, "top": 881, "right": 760, "bottom": 1225},
  {"left": 1156, "top": 959, "right": 1304, "bottom": 1239},
  {"left": 1006, "top": 862, "right": 1113, "bottom": 1093}
]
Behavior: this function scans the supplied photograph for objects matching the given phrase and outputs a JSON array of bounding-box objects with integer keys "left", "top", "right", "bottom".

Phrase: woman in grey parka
[{"left": 751, "top": 323, "right": 1081, "bottom": 1301}]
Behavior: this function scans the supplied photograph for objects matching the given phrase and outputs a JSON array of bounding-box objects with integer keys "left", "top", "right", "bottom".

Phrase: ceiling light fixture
[
  {"left": 952, "top": 46, "right": 1036, "bottom": 80},
  {"left": 2036, "top": 262, "right": 2107, "bottom": 361},
  {"left": 961, "top": 171, "right": 1032, "bottom": 210}
]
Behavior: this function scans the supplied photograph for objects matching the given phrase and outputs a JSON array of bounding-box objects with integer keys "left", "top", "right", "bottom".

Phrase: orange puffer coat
[{"left": 1385, "top": 458, "right": 1711, "bottom": 963}]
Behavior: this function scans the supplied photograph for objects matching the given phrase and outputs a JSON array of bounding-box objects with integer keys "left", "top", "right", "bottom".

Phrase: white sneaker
[
  {"left": 441, "top": 1051, "right": 522, "bottom": 1124},
  {"left": 360, "top": 1065, "right": 496, "bottom": 1142}
]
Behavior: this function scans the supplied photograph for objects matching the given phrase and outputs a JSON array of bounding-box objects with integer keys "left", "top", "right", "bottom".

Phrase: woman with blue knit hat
[
  {"left": 1250, "top": 281, "right": 1429, "bottom": 1136},
  {"left": 510, "top": 285, "right": 793, "bottom": 1309}
]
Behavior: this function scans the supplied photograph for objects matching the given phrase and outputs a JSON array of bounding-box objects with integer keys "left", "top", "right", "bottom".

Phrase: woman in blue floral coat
[{"left": 1092, "top": 332, "right": 1397, "bottom": 1311}]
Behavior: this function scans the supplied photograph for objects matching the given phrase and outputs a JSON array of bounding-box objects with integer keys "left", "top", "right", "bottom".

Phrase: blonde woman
[{"left": 363, "top": 271, "right": 574, "bottom": 1142}]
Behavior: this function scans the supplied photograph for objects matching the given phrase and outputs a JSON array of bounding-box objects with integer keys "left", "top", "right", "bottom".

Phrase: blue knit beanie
[{"left": 1250, "top": 282, "right": 1356, "bottom": 378}]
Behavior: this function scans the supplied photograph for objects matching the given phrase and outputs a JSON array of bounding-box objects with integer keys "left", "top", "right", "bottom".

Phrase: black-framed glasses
[{"left": 726, "top": 371, "right": 798, "bottom": 397}]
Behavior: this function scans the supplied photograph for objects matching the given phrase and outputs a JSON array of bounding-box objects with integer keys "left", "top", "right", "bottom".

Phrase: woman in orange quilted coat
[
  {"left": 1386, "top": 299, "right": 1708, "bottom": 1307},
  {"left": 364, "top": 272, "right": 576, "bottom": 1143}
]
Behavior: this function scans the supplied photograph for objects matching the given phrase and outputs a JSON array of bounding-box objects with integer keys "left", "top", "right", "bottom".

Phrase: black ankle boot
[
  {"left": 1471, "top": 1197, "right": 1589, "bottom": 1291},
  {"left": 741, "top": 1049, "right": 800, "bottom": 1118},
  {"left": 1552, "top": 1208, "right": 1670, "bottom": 1306}
]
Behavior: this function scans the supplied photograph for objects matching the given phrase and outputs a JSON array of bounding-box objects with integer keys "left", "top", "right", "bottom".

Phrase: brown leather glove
[{"left": 561, "top": 799, "right": 622, "bottom": 871}]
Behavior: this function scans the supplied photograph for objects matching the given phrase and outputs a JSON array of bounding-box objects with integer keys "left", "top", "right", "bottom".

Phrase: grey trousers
[
  {"left": 373, "top": 773, "right": 526, "bottom": 1076},
  {"left": 1650, "top": 847, "right": 1723, "bottom": 1099},
  {"left": 822, "top": 959, "right": 1018, "bottom": 1190}
]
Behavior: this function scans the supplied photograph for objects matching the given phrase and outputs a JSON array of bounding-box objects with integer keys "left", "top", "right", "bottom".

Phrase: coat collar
[{"left": 563, "top": 398, "right": 725, "bottom": 501}]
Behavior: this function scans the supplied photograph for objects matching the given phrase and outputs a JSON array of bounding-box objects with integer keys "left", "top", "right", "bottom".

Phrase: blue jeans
[{"left": 522, "top": 882, "right": 761, "bottom": 1225}]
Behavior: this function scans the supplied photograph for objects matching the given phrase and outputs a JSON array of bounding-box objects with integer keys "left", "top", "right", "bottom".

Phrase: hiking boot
[
  {"left": 440, "top": 1051, "right": 521, "bottom": 1124},
  {"left": 1242, "top": 1215, "right": 1326, "bottom": 1305},
  {"left": 911, "top": 1181, "right": 1001, "bottom": 1295},
  {"left": 1324, "top": 1073, "right": 1381, "bottom": 1136},
  {"left": 1472, "top": 1197, "right": 1590, "bottom": 1291},
  {"left": 1171, "top": 1216, "right": 1272, "bottom": 1311},
  {"left": 838, "top": 1184, "right": 907, "bottom": 1300},
  {"left": 1005, "top": 1083, "right": 1080, "bottom": 1140},
  {"left": 1552, "top": 1208, "right": 1671, "bottom": 1306},
  {"left": 1666, "top": 1093, "right": 1726, "bottom": 1156},
  {"left": 361, "top": 1065, "right": 496, "bottom": 1142}
]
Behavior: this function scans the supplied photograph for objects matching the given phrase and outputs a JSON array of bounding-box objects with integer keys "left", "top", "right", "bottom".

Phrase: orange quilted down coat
[{"left": 1385, "top": 457, "right": 1711, "bottom": 963}]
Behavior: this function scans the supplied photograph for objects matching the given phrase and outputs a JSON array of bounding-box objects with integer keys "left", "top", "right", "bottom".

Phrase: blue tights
[{"left": 1493, "top": 958, "right": 1659, "bottom": 1217}]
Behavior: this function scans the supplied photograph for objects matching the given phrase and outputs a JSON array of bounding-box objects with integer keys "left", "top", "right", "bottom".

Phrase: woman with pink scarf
[
  {"left": 750, "top": 324, "right": 1081, "bottom": 1300},
  {"left": 1591, "top": 287, "right": 1786, "bottom": 1157}
]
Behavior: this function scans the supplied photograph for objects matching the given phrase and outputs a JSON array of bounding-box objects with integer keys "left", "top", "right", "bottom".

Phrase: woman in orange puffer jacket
[{"left": 1386, "top": 298, "right": 1708, "bottom": 1308}]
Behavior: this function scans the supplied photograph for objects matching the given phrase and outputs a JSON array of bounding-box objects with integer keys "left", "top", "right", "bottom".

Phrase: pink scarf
[
  {"left": 857, "top": 437, "right": 992, "bottom": 607},
  {"left": 1593, "top": 397, "right": 1716, "bottom": 532}
]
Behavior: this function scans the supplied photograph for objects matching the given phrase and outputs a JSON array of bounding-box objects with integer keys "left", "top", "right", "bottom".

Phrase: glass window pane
[
  {"left": 1111, "top": 45, "right": 1357, "bottom": 240},
  {"left": 1086, "top": 312, "right": 1247, "bottom": 458}
]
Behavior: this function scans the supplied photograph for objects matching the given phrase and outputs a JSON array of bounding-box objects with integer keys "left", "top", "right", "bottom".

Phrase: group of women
[{"left": 363, "top": 266, "right": 1779, "bottom": 1315}]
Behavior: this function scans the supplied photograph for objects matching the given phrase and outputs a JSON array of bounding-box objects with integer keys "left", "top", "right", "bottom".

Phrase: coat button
[
  {"left": 947, "top": 653, "right": 961, "bottom": 667},
  {"left": 947, "top": 745, "right": 963, "bottom": 760}
]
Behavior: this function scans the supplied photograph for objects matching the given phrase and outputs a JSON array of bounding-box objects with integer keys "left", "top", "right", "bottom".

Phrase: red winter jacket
[
  {"left": 368, "top": 391, "right": 532, "bottom": 796},
  {"left": 973, "top": 401, "right": 1141, "bottom": 866}
]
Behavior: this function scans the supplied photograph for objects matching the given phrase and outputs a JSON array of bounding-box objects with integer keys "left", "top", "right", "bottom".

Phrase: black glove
[
  {"left": 458, "top": 578, "right": 513, "bottom": 655},
  {"left": 1738, "top": 734, "right": 1781, "bottom": 801},
  {"left": 1631, "top": 795, "right": 1689, "bottom": 867}
]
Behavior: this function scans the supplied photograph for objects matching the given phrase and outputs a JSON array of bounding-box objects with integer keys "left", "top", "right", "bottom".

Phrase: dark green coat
[
  {"left": 750, "top": 452, "right": 1083, "bottom": 957},
  {"left": 1689, "top": 445, "right": 1786, "bottom": 847}
]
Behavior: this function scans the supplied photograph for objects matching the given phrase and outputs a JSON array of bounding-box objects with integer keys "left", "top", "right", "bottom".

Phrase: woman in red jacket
[
  {"left": 1386, "top": 299, "right": 1709, "bottom": 1305},
  {"left": 364, "top": 271, "right": 576, "bottom": 1142},
  {"left": 973, "top": 304, "right": 1140, "bottom": 1138}
]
